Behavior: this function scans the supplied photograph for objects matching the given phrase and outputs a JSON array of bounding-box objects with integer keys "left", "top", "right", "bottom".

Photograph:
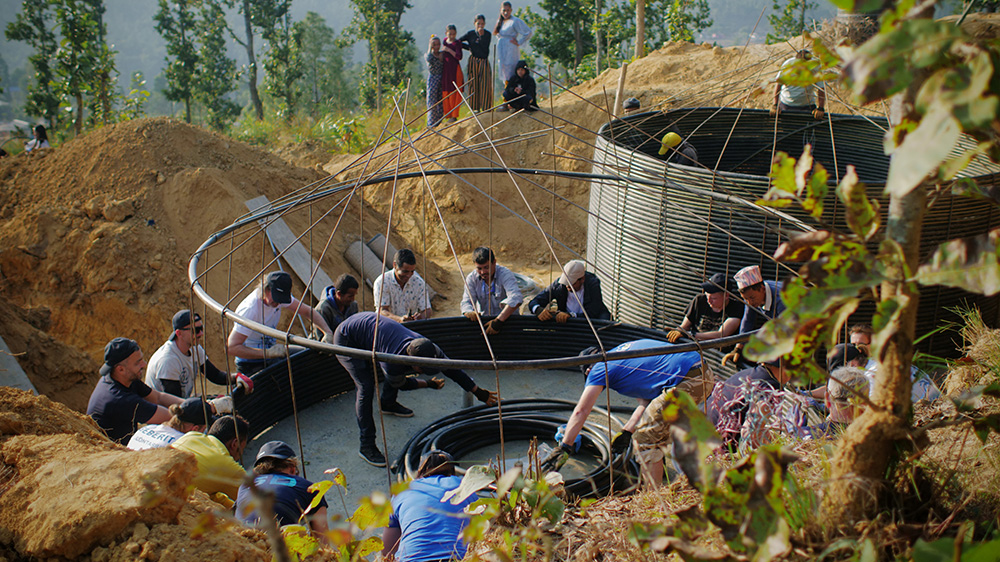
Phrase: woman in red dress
[{"left": 441, "top": 24, "right": 465, "bottom": 122}]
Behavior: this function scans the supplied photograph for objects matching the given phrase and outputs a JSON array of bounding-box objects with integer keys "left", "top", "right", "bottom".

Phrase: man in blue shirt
[
  {"left": 236, "top": 441, "right": 329, "bottom": 537},
  {"left": 541, "top": 339, "right": 713, "bottom": 486},
  {"left": 334, "top": 312, "right": 498, "bottom": 467},
  {"left": 460, "top": 246, "right": 523, "bottom": 335},
  {"left": 722, "top": 265, "right": 787, "bottom": 367}
]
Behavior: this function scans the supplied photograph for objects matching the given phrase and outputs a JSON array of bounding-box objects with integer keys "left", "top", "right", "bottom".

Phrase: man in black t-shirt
[{"left": 666, "top": 273, "right": 744, "bottom": 345}]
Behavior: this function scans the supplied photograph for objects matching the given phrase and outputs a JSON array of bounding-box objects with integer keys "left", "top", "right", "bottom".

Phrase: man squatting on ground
[
  {"left": 722, "top": 265, "right": 786, "bottom": 367},
  {"left": 227, "top": 271, "right": 333, "bottom": 376},
  {"left": 541, "top": 339, "right": 714, "bottom": 486},
  {"left": 528, "top": 259, "right": 611, "bottom": 322},
  {"left": 172, "top": 414, "right": 250, "bottom": 502},
  {"left": 334, "top": 312, "right": 499, "bottom": 467},
  {"left": 666, "top": 272, "right": 744, "bottom": 344},
  {"left": 236, "top": 440, "right": 330, "bottom": 539},
  {"left": 373, "top": 248, "right": 433, "bottom": 323},
  {"left": 146, "top": 309, "right": 253, "bottom": 398},
  {"left": 87, "top": 337, "right": 232, "bottom": 445},
  {"left": 460, "top": 246, "right": 523, "bottom": 335}
]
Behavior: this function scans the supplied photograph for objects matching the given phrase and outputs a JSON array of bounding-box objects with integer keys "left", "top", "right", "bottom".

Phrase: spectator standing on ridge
[
  {"left": 373, "top": 248, "right": 433, "bottom": 323},
  {"left": 227, "top": 271, "right": 333, "bottom": 376},
  {"left": 146, "top": 309, "right": 253, "bottom": 398},
  {"left": 460, "top": 14, "right": 493, "bottom": 112},
  {"left": 441, "top": 24, "right": 464, "bottom": 123},
  {"left": 494, "top": 0, "right": 532, "bottom": 101},
  {"left": 460, "top": 246, "right": 523, "bottom": 335},
  {"left": 529, "top": 259, "right": 611, "bottom": 322}
]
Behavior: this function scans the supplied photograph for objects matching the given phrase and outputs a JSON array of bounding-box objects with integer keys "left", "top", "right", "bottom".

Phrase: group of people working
[{"left": 425, "top": 2, "right": 536, "bottom": 127}]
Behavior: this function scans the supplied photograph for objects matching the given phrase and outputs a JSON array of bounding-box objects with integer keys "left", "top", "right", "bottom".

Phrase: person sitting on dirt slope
[
  {"left": 501, "top": 60, "right": 539, "bottom": 112},
  {"left": 236, "top": 441, "right": 330, "bottom": 539},
  {"left": 528, "top": 259, "right": 611, "bottom": 322},
  {"left": 172, "top": 414, "right": 250, "bottom": 503},
  {"left": 147, "top": 309, "right": 253, "bottom": 399},
  {"left": 127, "top": 396, "right": 217, "bottom": 451},
  {"left": 87, "top": 337, "right": 227, "bottom": 445},
  {"left": 227, "top": 271, "right": 333, "bottom": 376},
  {"left": 317, "top": 274, "right": 360, "bottom": 334}
]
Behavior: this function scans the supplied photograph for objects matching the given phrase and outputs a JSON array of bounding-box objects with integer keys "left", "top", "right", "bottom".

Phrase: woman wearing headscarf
[
  {"left": 381, "top": 450, "right": 478, "bottom": 562},
  {"left": 459, "top": 15, "right": 493, "bottom": 112},
  {"left": 425, "top": 36, "right": 444, "bottom": 128},
  {"left": 441, "top": 25, "right": 464, "bottom": 122},
  {"left": 494, "top": 1, "right": 532, "bottom": 102},
  {"left": 501, "top": 60, "right": 538, "bottom": 112}
]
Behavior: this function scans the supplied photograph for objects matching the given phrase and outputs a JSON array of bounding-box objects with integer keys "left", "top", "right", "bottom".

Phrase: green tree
[
  {"left": 521, "top": 0, "right": 595, "bottom": 74},
  {"left": 664, "top": 0, "right": 712, "bottom": 42},
  {"left": 749, "top": 1, "right": 1000, "bottom": 528},
  {"left": 122, "top": 71, "right": 150, "bottom": 120},
  {"left": 51, "top": 0, "right": 110, "bottom": 134},
  {"left": 194, "top": 1, "right": 240, "bottom": 130},
  {"left": 601, "top": 0, "right": 712, "bottom": 59},
  {"left": 296, "top": 12, "right": 351, "bottom": 116},
  {"left": 5, "top": 1, "right": 61, "bottom": 128},
  {"left": 341, "top": 0, "right": 415, "bottom": 110},
  {"left": 261, "top": 1, "right": 303, "bottom": 121},
  {"left": 766, "top": 0, "right": 818, "bottom": 44},
  {"left": 154, "top": 0, "right": 200, "bottom": 123}
]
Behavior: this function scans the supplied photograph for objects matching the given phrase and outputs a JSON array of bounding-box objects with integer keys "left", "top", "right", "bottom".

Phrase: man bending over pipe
[
  {"left": 334, "top": 312, "right": 499, "bottom": 468},
  {"left": 540, "top": 339, "right": 713, "bottom": 486}
]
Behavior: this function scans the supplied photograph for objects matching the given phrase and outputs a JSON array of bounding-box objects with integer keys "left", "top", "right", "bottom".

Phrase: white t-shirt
[
  {"left": 127, "top": 424, "right": 184, "bottom": 450},
  {"left": 566, "top": 286, "right": 586, "bottom": 315},
  {"left": 233, "top": 288, "right": 292, "bottom": 349},
  {"left": 777, "top": 57, "right": 824, "bottom": 107},
  {"left": 145, "top": 339, "right": 207, "bottom": 398}
]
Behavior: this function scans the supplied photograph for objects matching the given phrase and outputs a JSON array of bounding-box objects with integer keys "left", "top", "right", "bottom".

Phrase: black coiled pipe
[{"left": 390, "top": 399, "right": 640, "bottom": 498}]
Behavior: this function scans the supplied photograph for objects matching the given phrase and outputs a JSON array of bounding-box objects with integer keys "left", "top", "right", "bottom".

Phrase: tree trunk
[
  {"left": 595, "top": 0, "right": 602, "bottom": 75},
  {"left": 74, "top": 93, "right": 84, "bottom": 135},
  {"left": 573, "top": 22, "right": 582, "bottom": 68},
  {"left": 243, "top": 0, "right": 263, "bottom": 120},
  {"left": 185, "top": 97, "right": 192, "bottom": 123},
  {"left": 635, "top": 0, "right": 645, "bottom": 59}
]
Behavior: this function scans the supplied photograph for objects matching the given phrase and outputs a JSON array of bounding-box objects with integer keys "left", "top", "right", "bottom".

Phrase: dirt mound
[{"left": 0, "top": 388, "right": 269, "bottom": 560}]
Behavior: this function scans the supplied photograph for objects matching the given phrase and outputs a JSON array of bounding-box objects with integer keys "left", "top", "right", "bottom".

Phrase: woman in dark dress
[
  {"left": 501, "top": 60, "right": 538, "bottom": 112},
  {"left": 459, "top": 15, "right": 493, "bottom": 112},
  {"left": 425, "top": 36, "right": 444, "bottom": 127}
]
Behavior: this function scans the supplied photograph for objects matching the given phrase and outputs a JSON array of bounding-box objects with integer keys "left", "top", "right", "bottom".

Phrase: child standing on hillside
[
  {"left": 426, "top": 36, "right": 444, "bottom": 128},
  {"left": 441, "top": 25, "right": 464, "bottom": 123}
]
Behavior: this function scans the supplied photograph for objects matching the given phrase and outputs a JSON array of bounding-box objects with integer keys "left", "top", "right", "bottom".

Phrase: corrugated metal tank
[{"left": 588, "top": 107, "right": 1000, "bottom": 356}]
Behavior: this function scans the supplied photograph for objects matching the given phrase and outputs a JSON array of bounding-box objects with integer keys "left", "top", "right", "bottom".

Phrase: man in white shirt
[
  {"left": 772, "top": 50, "right": 826, "bottom": 119},
  {"left": 227, "top": 271, "right": 333, "bottom": 375},
  {"left": 373, "top": 248, "right": 432, "bottom": 323},
  {"left": 147, "top": 309, "right": 253, "bottom": 397},
  {"left": 460, "top": 246, "right": 522, "bottom": 335}
]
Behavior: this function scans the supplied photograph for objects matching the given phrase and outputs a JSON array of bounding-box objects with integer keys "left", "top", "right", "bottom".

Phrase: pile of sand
[{"left": 0, "top": 387, "right": 271, "bottom": 560}]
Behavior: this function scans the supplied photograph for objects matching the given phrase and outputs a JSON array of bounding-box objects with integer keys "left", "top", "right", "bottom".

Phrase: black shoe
[
  {"left": 381, "top": 401, "right": 414, "bottom": 417},
  {"left": 359, "top": 445, "right": 387, "bottom": 467}
]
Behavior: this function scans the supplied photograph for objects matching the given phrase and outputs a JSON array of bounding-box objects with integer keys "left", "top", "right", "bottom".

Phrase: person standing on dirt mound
[
  {"left": 147, "top": 309, "right": 253, "bottom": 398},
  {"left": 373, "top": 248, "right": 433, "bottom": 323},
  {"left": 528, "top": 259, "right": 611, "bottom": 322},
  {"left": 494, "top": 0, "right": 532, "bottom": 101},
  {"left": 87, "top": 337, "right": 228, "bottom": 445},
  {"left": 460, "top": 14, "right": 493, "bottom": 112},
  {"left": 460, "top": 246, "right": 522, "bottom": 335},
  {"left": 334, "top": 312, "right": 498, "bottom": 467},
  {"left": 227, "top": 271, "right": 333, "bottom": 376}
]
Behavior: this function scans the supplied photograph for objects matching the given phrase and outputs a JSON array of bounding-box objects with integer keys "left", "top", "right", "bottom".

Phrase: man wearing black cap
[
  {"left": 147, "top": 310, "right": 253, "bottom": 398},
  {"left": 127, "top": 396, "right": 218, "bottom": 450},
  {"left": 227, "top": 271, "right": 333, "bottom": 376},
  {"left": 235, "top": 441, "right": 330, "bottom": 536},
  {"left": 666, "top": 273, "right": 744, "bottom": 345},
  {"left": 622, "top": 97, "right": 641, "bottom": 115},
  {"left": 335, "top": 312, "right": 498, "bottom": 466},
  {"left": 87, "top": 337, "right": 185, "bottom": 444}
]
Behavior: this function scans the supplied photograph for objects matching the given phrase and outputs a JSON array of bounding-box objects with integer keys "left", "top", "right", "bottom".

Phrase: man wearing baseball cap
[
  {"left": 528, "top": 259, "right": 611, "bottom": 323},
  {"left": 87, "top": 337, "right": 185, "bottom": 444},
  {"left": 146, "top": 309, "right": 253, "bottom": 398},
  {"left": 666, "top": 273, "right": 744, "bottom": 345},
  {"left": 127, "top": 396, "right": 218, "bottom": 451},
  {"left": 658, "top": 131, "right": 698, "bottom": 166},
  {"left": 227, "top": 271, "right": 334, "bottom": 375},
  {"left": 721, "top": 265, "right": 786, "bottom": 367},
  {"left": 235, "top": 441, "right": 330, "bottom": 537},
  {"left": 334, "top": 312, "right": 498, "bottom": 467}
]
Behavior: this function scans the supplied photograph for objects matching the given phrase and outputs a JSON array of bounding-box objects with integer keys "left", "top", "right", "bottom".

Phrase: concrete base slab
[{"left": 243, "top": 368, "right": 633, "bottom": 513}]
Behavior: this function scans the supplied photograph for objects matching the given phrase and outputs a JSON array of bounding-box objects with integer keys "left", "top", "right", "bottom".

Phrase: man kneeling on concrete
[
  {"left": 88, "top": 337, "right": 232, "bottom": 445},
  {"left": 236, "top": 441, "right": 330, "bottom": 539},
  {"left": 172, "top": 414, "right": 250, "bottom": 502},
  {"left": 127, "top": 396, "right": 217, "bottom": 450},
  {"left": 541, "top": 339, "right": 714, "bottom": 486},
  {"left": 335, "top": 312, "right": 498, "bottom": 467},
  {"left": 147, "top": 309, "right": 253, "bottom": 398}
]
